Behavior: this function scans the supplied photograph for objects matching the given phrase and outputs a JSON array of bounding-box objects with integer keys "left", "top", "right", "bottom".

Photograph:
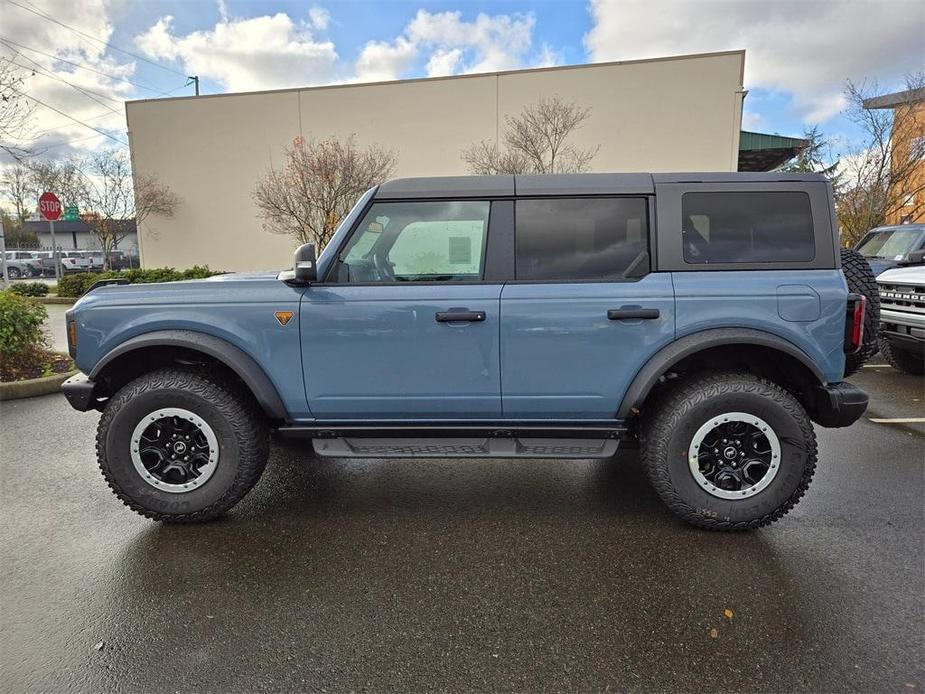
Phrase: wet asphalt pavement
[{"left": 1, "top": 368, "right": 923, "bottom": 693}]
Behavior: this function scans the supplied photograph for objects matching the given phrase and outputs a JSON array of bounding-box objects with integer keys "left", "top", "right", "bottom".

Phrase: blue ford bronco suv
[{"left": 62, "top": 172, "right": 877, "bottom": 530}]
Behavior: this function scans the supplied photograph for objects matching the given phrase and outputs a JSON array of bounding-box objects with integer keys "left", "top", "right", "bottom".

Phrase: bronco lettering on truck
[{"left": 62, "top": 172, "right": 878, "bottom": 530}]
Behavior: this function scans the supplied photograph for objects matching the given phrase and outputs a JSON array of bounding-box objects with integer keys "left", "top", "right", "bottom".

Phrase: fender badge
[{"left": 274, "top": 311, "right": 293, "bottom": 326}]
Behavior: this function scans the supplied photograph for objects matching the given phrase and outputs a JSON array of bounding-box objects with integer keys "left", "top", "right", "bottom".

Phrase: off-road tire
[
  {"left": 96, "top": 367, "right": 269, "bottom": 522},
  {"left": 641, "top": 371, "right": 817, "bottom": 531},
  {"left": 841, "top": 247, "right": 880, "bottom": 377},
  {"left": 878, "top": 335, "right": 925, "bottom": 375}
]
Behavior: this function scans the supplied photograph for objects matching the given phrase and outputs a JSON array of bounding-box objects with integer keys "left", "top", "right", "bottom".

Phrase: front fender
[{"left": 89, "top": 329, "right": 288, "bottom": 420}]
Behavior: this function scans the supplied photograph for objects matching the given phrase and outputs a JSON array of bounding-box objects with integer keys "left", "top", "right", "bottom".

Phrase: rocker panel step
[{"left": 312, "top": 436, "right": 619, "bottom": 459}]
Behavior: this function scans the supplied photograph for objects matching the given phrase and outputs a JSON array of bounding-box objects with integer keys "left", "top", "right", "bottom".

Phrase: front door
[
  {"left": 500, "top": 197, "right": 675, "bottom": 419},
  {"left": 300, "top": 199, "right": 502, "bottom": 419}
]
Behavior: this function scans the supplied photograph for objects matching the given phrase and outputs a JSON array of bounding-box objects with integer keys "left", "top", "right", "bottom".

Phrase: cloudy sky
[{"left": 1, "top": 0, "right": 923, "bottom": 165}]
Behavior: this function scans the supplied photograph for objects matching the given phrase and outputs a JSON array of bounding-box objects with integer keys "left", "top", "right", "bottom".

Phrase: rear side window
[
  {"left": 681, "top": 192, "right": 815, "bottom": 264},
  {"left": 515, "top": 198, "right": 648, "bottom": 280}
]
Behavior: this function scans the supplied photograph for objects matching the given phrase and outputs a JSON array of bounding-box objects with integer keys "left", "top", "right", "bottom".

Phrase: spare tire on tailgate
[{"left": 840, "top": 247, "right": 880, "bottom": 378}]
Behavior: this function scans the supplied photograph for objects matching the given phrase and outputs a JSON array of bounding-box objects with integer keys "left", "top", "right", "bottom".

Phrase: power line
[
  {"left": 35, "top": 132, "right": 107, "bottom": 152},
  {"left": 3, "top": 50, "right": 124, "bottom": 114},
  {"left": 7, "top": 0, "right": 189, "bottom": 78},
  {"left": 0, "top": 36, "right": 175, "bottom": 96},
  {"left": 12, "top": 88, "right": 128, "bottom": 146},
  {"left": 34, "top": 110, "right": 117, "bottom": 137}
]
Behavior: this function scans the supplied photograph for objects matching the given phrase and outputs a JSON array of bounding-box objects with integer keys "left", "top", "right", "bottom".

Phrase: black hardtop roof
[{"left": 375, "top": 172, "right": 829, "bottom": 198}]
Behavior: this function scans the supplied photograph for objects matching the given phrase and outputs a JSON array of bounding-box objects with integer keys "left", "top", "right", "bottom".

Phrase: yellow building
[
  {"left": 126, "top": 49, "right": 803, "bottom": 272},
  {"left": 864, "top": 87, "right": 925, "bottom": 225}
]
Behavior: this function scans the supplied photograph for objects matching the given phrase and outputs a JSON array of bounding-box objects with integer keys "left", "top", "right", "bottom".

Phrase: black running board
[
  {"left": 312, "top": 436, "right": 619, "bottom": 459},
  {"left": 276, "top": 422, "right": 626, "bottom": 459}
]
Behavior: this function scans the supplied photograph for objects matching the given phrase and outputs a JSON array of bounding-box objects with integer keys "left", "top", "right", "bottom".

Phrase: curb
[
  {"left": 36, "top": 296, "right": 76, "bottom": 305},
  {"left": 0, "top": 370, "right": 78, "bottom": 401}
]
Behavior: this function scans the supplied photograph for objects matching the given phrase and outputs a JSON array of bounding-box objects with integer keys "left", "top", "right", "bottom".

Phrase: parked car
[
  {"left": 58, "top": 251, "right": 92, "bottom": 274},
  {"left": 76, "top": 250, "right": 105, "bottom": 271},
  {"left": 3, "top": 251, "right": 42, "bottom": 278},
  {"left": 876, "top": 253, "right": 925, "bottom": 374},
  {"left": 62, "top": 172, "right": 877, "bottom": 530},
  {"left": 854, "top": 224, "right": 925, "bottom": 277},
  {"left": 107, "top": 250, "right": 137, "bottom": 270}
]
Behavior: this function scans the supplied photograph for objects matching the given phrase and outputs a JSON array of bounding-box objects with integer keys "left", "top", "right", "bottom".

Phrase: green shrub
[
  {"left": 56, "top": 274, "right": 93, "bottom": 297},
  {"left": 8, "top": 282, "right": 49, "bottom": 297},
  {"left": 0, "top": 290, "right": 47, "bottom": 357},
  {"left": 55, "top": 266, "right": 225, "bottom": 297}
]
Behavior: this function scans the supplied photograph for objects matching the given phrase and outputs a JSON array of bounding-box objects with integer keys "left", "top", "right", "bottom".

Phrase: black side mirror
[
  {"left": 900, "top": 249, "right": 925, "bottom": 266},
  {"left": 293, "top": 243, "right": 317, "bottom": 283}
]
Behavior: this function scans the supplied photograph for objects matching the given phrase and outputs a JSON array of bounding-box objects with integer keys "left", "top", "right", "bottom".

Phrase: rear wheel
[
  {"left": 641, "top": 372, "right": 816, "bottom": 531},
  {"left": 7, "top": 266, "right": 21, "bottom": 279},
  {"left": 96, "top": 367, "right": 269, "bottom": 522},
  {"left": 879, "top": 336, "right": 925, "bottom": 375},
  {"left": 841, "top": 247, "right": 880, "bottom": 377}
]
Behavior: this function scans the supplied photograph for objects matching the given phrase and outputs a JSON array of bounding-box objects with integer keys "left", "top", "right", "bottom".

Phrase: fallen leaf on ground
[
  {"left": 709, "top": 628, "right": 719, "bottom": 639},
  {"left": 723, "top": 608, "right": 734, "bottom": 620}
]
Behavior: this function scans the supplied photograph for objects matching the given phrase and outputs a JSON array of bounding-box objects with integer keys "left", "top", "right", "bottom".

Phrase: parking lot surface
[{"left": 1, "top": 369, "right": 922, "bottom": 693}]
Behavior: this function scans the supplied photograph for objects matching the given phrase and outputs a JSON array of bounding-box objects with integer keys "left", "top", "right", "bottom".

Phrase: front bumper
[
  {"left": 61, "top": 373, "right": 101, "bottom": 412},
  {"left": 811, "top": 382, "right": 868, "bottom": 428}
]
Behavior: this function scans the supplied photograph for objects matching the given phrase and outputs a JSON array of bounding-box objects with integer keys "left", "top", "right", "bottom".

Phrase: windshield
[{"left": 856, "top": 229, "right": 922, "bottom": 259}]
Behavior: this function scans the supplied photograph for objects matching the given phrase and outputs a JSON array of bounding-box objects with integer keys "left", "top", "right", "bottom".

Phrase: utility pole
[
  {"left": 0, "top": 215, "right": 8, "bottom": 289},
  {"left": 188, "top": 75, "right": 200, "bottom": 96}
]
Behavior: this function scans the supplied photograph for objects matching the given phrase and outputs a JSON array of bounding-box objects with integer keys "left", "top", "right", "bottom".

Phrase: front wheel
[
  {"left": 641, "top": 372, "right": 817, "bottom": 531},
  {"left": 96, "top": 367, "right": 269, "bottom": 522}
]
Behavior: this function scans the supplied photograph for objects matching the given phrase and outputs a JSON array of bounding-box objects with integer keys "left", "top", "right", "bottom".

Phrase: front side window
[
  {"left": 682, "top": 191, "right": 815, "bottom": 264},
  {"left": 515, "top": 198, "right": 649, "bottom": 281},
  {"left": 334, "top": 200, "right": 490, "bottom": 283}
]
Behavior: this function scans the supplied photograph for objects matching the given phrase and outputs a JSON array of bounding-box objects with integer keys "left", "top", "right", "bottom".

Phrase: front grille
[{"left": 878, "top": 282, "right": 925, "bottom": 314}]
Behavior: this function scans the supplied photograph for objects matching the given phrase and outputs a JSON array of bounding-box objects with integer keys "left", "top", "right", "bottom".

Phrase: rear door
[
  {"left": 300, "top": 198, "right": 505, "bottom": 419},
  {"left": 500, "top": 196, "right": 675, "bottom": 419}
]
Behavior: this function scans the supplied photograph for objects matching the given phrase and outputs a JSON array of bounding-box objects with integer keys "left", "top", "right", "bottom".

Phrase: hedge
[
  {"left": 0, "top": 290, "right": 47, "bottom": 357},
  {"left": 7, "top": 282, "right": 49, "bottom": 297},
  {"left": 57, "top": 266, "right": 224, "bottom": 297}
]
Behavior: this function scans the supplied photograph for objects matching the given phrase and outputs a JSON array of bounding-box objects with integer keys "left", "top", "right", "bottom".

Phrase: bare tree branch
[
  {"left": 0, "top": 57, "right": 35, "bottom": 160},
  {"left": 76, "top": 150, "right": 179, "bottom": 268},
  {"left": 837, "top": 72, "right": 925, "bottom": 246},
  {"left": 253, "top": 135, "right": 397, "bottom": 249},
  {"left": 462, "top": 95, "right": 599, "bottom": 175}
]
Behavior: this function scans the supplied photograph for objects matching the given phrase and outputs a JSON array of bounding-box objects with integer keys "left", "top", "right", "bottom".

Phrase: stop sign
[{"left": 39, "top": 191, "right": 62, "bottom": 221}]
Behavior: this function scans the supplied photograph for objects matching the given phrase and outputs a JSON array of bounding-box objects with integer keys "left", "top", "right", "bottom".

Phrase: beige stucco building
[{"left": 127, "top": 50, "right": 750, "bottom": 272}]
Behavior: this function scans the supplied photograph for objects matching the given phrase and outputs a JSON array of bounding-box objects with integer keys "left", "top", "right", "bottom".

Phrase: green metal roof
[
  {"left": 738, "top": 130, "right": 809, "bottom": 172},
  {"left": 739, "top": 130, "right": 808, "bottom": 151}
]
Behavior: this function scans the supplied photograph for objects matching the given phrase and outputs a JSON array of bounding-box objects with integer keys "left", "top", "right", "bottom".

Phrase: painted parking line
[
  {"left": 862, "top": 364, "right": 891, "bottom": 368},
  {"left": 868, "top": 417, "right": 925, "bottom": 424}
]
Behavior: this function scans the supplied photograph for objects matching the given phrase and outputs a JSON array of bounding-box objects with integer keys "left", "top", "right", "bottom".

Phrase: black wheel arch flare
[
  {"left": 616, "top": 328, "right": 827, "bottom": 419},
  {"left": 89, "top": 329, "right": 288, "bottom": 421}
]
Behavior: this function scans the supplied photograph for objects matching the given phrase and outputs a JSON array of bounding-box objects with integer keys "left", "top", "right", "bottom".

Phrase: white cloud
[
  {"left": 308, "top": 7, "right": 331, "bottom": 31},
  {"left": 742, "top": 111, "right": 764, "bottom": 130},
  {"left": 354, "top": 9, "right": 541, "bottom": 82},
  {"left": 0, "top": 0, "right": 133, "bottom": 163},
  {"left": 355, "top": 38, "right": 417, "bottom": 82},
  {"left": 584, "top": 0, "right": 925, "bottom": 124},
  {"left": 426, "top": 49, "right": 464, "bottom": 77},
  {"left": 134, "top": 12, "right": 338, "bottom": 92}
]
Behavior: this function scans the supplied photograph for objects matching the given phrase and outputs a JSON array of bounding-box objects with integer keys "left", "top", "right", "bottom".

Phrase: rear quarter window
[{"left": 682, "top": 191, "right": 815, "bottom": 264}]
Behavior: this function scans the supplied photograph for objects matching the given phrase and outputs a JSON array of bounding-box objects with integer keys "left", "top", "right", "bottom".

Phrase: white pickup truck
[{"left": 877, "top": 257, "right": 925, "bottom": 374}]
